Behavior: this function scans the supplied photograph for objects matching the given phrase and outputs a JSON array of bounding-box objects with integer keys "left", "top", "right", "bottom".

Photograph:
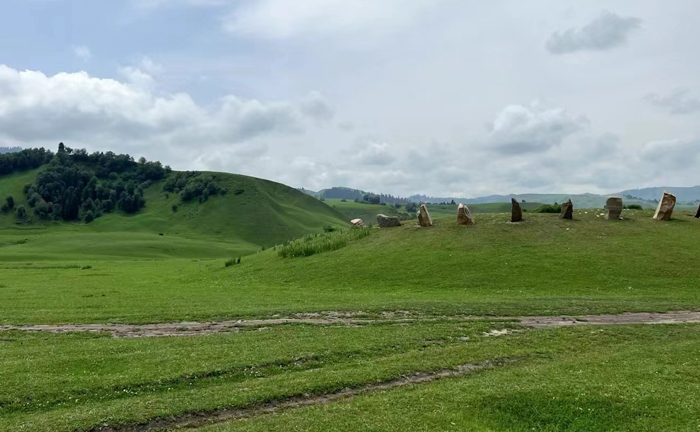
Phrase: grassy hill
[{"left": 0, "top": 167, "right": 347, "bottom": 259}]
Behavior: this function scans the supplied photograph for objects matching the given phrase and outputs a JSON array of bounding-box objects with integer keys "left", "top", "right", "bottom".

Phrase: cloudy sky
[{"left": 1, "top": 0, "right": 699, "bottom": 197}]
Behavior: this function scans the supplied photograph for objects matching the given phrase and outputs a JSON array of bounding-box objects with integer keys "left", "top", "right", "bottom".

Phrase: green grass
[
  {"left": 2, "top": 323, "right": 699, "bottom": 431},
  {"left": 278, "top": 227, "right": 372, "bottom": 258},
  {"left": 3, "top": 167, "right": 700, "bottom": 431},
  {"left": 2, "top": 209, "right": 699, "bottom": 324},
  {"left": 203, "top": 325, "right": 700, "bottom": 432},
  {"left": 0, "top": 170, "right": 347, "bottom": 259}
]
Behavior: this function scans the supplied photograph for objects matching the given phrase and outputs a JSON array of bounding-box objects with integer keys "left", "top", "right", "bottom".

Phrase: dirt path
[
  {"left": 91, "top": 359, "right": 510, "bottom": 432},
  {"left": 0, "top": 317, "right": 373, "bottom": 338},
  {"left": 3, "top": 311, "right": 700, "bottom": 338},
  {"left": 519, "top": 311, "right": 700, "bottom": 327}
]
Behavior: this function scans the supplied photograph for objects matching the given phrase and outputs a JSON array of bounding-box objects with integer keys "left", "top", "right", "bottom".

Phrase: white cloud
[
  {"left": 546, "top": 11, "right": 642, "bottom": 55},
  {"left": 222, "top": 0, "right": 451, "bottom": 39},
  {"left": 72, "top": 45, "right": 92, "bottom": 61},
  {"left": 353, "top": 141, "right": 396, "bottom": 166},
  {"left": 645, "top": 89, "right": 700, "bottom": 115},
  {"left": 0, "top": 65, "right": 329, "bottom": 156},
  {"left": 485, "top": 102, "right": 586, "bottom": 154}
]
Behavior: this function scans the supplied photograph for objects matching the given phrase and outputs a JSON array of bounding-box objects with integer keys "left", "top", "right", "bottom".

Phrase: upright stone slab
[
  {"left": 653, "top": 192, "right": 676, "bottom": 221},
  {"left": 418, "top": 204, "right": 433, "bottom": 227},
  {"left": 560, "top": 200, "right": 573, "bottom": 220},
  {"left": 511, "top": 198, "right": 523, "bottom": 222},
  {"left": 457, "top": 203, "right": 475, "bottom": 226},
  {"left": 377, "top": 214, "right": 401, "bottom": 228},
  {"left": 605, "top": 196, "right": 623, "bottom": 220},
  {"left": 695, "top": 203, "right": 700, "bottom": 219}
]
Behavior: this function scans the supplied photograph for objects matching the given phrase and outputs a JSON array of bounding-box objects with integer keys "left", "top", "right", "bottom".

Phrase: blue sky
[{"left": 1, "top": 0, "right": 699, "bottom": 197}]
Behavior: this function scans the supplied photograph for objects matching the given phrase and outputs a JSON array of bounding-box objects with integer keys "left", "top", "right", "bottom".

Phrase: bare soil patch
[
  {"left": 3, "top": 311, "right": 699, "bottom": 338},
  {"left": 519, "top": 311, "right": 700, "bottom": 328}
]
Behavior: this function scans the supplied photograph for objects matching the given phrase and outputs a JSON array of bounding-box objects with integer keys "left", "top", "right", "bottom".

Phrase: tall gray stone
[
  {"left": 653, "top": 192, "right": 676, "bottom": 221},
  {"left": 457, "top": 204, "right": 475, "bottom": 226},
  {"left": 605, "top": 197, "right": 623, "bottom": 220},
  {"left": 560, "top": 200, "right": 573, "bottom": 220},
  {"left": 377, "top": 214, "right": 401, "bottom": 228},
  {"left": 418, "top": 204, "right": 433, "bottom": 227},
  {"left": 695, "top": 203, "right": 700, "bottom": 219},
  {"left": 511, "top": 198, "right": 523, "bottom": 223}
]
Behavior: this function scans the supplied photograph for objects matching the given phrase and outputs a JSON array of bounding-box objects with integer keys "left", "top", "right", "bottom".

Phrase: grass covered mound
[
  {"left": 0, "top": 149, "right": 347, "bottom": 255},
  {"left": 1, "top": 209, "right": 699, "bottom": 324}
]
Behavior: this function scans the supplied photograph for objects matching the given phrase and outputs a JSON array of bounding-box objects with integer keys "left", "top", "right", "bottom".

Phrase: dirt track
[
  {"left": 91, "top": 359, "right": 511, "bottom": 432},
  {"left": 3, "top": 311, "right": 700, "bottom": 338}
]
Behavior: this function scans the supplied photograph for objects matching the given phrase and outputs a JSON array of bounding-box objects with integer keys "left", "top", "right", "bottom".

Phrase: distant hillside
[
  {"left": 316, "top": 189, "right": 661, "bottom": 209},
  {"left": 0, "top": 146, "right": 21, "bottom": 154},
  {"left": 618, "top": 186, "right": 700, "bottom": 203},
  {"left": 0, "top": 146, "right": 347, "bottom": 251}
]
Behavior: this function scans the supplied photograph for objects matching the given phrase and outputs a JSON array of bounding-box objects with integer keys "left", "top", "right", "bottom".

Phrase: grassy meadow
[{"left": 2, "top": 170, "right": 700, "bottom": 431}]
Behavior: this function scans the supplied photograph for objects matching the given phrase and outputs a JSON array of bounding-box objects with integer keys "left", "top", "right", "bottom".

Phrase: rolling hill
[{"left": 0, "top": 149, "right": 347, "bottom": 259}]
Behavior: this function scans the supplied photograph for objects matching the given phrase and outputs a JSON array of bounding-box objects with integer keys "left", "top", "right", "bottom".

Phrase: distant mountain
[
  {"left": 303, "top": 184, "right": 700, "bottom": 210},
  {"left": 0, "top": 146, "right": 22, "bottom": 154},
  {"left": 618, "top": 186, "right": 700, "bottom": 203}
]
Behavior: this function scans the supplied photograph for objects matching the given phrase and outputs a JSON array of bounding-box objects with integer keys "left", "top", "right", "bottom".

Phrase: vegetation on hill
[
  {"left": 0, "top": 146, "right": 348, "bottom": 254},
  {"left": 19, "top": 143, "right": 168, "bottom": 222}
]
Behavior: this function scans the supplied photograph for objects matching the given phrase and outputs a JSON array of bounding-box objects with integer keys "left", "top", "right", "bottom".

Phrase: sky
[{"left": 0, "top": 0, "right": 699, "bottom": 198}]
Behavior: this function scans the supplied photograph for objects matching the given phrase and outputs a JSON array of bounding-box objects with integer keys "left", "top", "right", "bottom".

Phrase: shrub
[
  {"left": 5, "top": 196, "right": 14, "bottom": 210},
  {"left": 224, "top": 257, "right": 242, "bottom": 267},
  {"left": 15, "top": 205, "right": 26, "bottom": 219},
  {"left": 535, "top": 204, "right": 562, "bottom": 214},
  {"left": 84, "top": 210, "right": 95, "bottom": 223},
  {"left": 172, "top": 204, "right": 178, "bottom": 212},
  {"left": 405, "top": 202, "right": 418, "bottom": 213},
  {"left": 625, "top": 204, "right": 643, "bottom": 210},
  {"left": 323, "top": 224, "right": 337, "bottom": 233},
  {"left": 0, "top": 203, "right": 8, "bottom": 213},
  {"left": 340, "top": 199, "right": 347, "bottom": 202},
  {"left": 278, "top": 227, "right": 372, "bottom": 259}
]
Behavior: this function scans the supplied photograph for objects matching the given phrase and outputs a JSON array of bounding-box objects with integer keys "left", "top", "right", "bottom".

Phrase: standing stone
[
  {"left": 377, "top": 214, "right": 401, "bottom": 228},
  {"left": 605, "top": 196, "right": 624, "bottom": 220},
  {"left": 653, "top": 192, "right": 676, "bottom": 221},
  {"left": 457, "top": 203, "right": 475, "bottom": 226},
  {"left": 511, "top": 198, "right": 523, "bottom": 223},
  {"left": 560, "top": 200, "right": 573, "bottom": 220},
  {"left": 418, "top": 204, "right": 433, "bottom": 227},
  {"left": 695, "top": 203, "right": 700, "bottom": 219},
  {"left": 350, "top": 219, "right": 365, "bottom": 227}
]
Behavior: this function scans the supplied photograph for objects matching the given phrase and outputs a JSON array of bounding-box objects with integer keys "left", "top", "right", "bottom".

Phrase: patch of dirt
[
  {"left": 91, "top": 359, "right": 511, "bottom": 432},
  {"left": 0, "top": 318, "right": 374, "bottom": 338},
  {"left": 3, "top": 311, "right": 699, "bottom": 338},
  {"left": 519, "top": 311, "right": 700, "bottom": 328}
]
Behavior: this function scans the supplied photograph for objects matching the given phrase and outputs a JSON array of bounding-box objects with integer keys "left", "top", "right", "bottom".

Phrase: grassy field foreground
[{"left": 2, "top": 207, "right": 700, "bottom": 431}]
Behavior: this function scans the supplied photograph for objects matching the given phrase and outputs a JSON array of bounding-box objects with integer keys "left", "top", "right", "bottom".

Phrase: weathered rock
[
  {"left": 653, "top": 192, "right": 676, "bottom": 221},
  {"left": 418, "top": 204, "right": 433, "bottom": 227},
  {"left": 695, "top": 203, "right": 700, "bottom": 218},
  {"left": 457, "top": 203, "right": 475, "bottom": 226},
  {"left": 605, "top": 196, "right": 623, "bottom": 220},
  {"left": 350, "top": 218, "right": 364, "bottom": 227},
  {"left": 511, "top": 198, "right": 523, "bottom": 222},
  {"left": 560, "top": 200, "right": 573, "bottom": 220},
  {"left": 377, "top": 214, "right": 401, "bottom": 228}
]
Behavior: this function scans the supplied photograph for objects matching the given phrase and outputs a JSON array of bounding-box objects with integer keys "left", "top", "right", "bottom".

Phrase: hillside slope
[{"left": 0, "top": 167, "right": 347, "bottom": 258}]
